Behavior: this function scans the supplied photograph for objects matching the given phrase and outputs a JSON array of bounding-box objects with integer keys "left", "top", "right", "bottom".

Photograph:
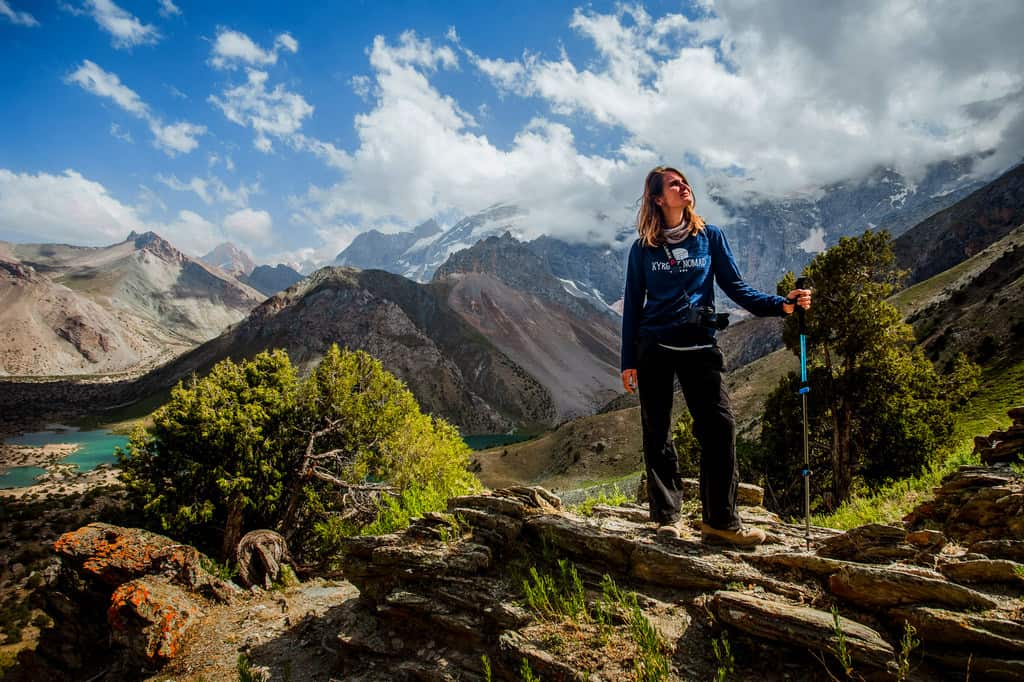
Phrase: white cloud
[
  {"left": 148, "top": 120, "right": 206, "bottom": 156},
  {"left": 289, "top": 31, "right": 643, "bottom": 246},
  {"left": 0, "top": 168, "right": 250, "bottom": 257},
  {"left": 157, "top": 0, "right": 180, "bottom": 18},
  {"left": 0, "top": 0, "right": 38, "bottom": 26},
  {"left": 0, "top": 169, "right": 144, "bottom": 245},
  {"left": 66, "top": 61, "right": 205, "bottom": 156},
  {"left": 66, "top": 60, "right": 148, "bottom": 116},
  {"left": 158, "top": 210, "right": 223, "bottom": 255},
  {"left": 223, "top": 208, "right": 274, "bottom": 245},
  {"left": 210, "top": 28, "right": 299, "bottom": 70},
  {"left": 109, "top": 122, "right": 133, "bottom": 142},
  {"left": 268, "top": 223, "right": 360, "bottom": 273},
  {"left": 157, "top": 173, "right": 259, "bottom": 208},
  {"left": 209, "top": 69, "right": 314, "bottom": 152},
  {"left": 81, "top": 0, "right": 160, "bottom": 49},
  {"left": 466, "top": 3, "right": 1024, "bottom": 196},
  {"left": 799, "top": 227, "right": 827, "bottom": 254},
  {"left": 275, "top": 32, "right": 298, "bottom": 54}
]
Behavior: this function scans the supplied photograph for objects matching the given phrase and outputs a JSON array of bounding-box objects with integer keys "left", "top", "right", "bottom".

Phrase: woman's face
[{"left": 657, "top": 171, "right": 693, "bottom": 212}]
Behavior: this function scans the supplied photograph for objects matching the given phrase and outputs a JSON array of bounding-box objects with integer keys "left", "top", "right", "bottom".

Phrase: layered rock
[
  {"left": 973, "top": 406, "right": 1024, "bottom": 465},
  {"left": 335, "top": 474, "right": 1024, "bottom": 680}
]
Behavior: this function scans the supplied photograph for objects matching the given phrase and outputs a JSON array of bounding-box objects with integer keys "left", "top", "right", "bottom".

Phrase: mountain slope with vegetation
[{"left": 136, "top": 266, "right": 556, "bottom": 434}]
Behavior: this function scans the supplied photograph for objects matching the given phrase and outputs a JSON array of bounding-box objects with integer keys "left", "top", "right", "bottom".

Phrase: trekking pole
[{"left": 795, "top": 277, "right": 812, "bottom": 551}]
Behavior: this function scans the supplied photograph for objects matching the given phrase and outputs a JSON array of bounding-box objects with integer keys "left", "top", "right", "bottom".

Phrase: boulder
[
  {"left": 973, "top": 407, "right": 1024, "bottom": 464},
  {"left": 107, "top": 577, "right": 204, "bottom": 666},
  {"left": 890, "top": 605, "right": 1024, "bottom": 656},
  {"left": 969, "top": 539, "right": 1024, "bottom": 562},
  {"left": 715, "top": 591, "right": 895, "bottom": 671},
  {"left": 816, "top": 523, "right": 917, "bottom": 563},
  {"left": 938, "top": 559, "right": 1024, "bottom": 585},
  {"left": 236, "top": 529, "right": 292, "bottom": 590},
  {"left": 829, "top": 564, "right": 998, "bottom": 610}
]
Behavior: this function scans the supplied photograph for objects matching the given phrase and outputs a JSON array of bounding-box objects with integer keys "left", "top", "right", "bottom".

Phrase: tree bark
[{"left": 222, "top": 491, "right": 245, "bottom": 561}]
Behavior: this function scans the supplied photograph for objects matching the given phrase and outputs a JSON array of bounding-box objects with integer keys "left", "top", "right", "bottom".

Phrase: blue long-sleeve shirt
[{"left": 620, "top": 224, "right": 787, "bottom": 370}]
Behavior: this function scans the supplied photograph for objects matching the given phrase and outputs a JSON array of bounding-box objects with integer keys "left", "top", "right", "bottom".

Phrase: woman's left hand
[{"left": 782, "top": 289, "right": 812, "bottom": 315}]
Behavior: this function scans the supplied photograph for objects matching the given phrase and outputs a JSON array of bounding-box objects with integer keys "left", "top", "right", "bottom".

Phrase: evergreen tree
[
  {"left": 118, "top": 346, "right": 480, "bottom": 564},
  {"left": 118, "top": 350, "right": 299, "bottom": 560},
  {"left": 757, "top": 231, "right": 979, "bottom": 512}
]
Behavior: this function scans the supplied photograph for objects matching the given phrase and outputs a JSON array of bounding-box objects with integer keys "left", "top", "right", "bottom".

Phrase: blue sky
[{"left": 1, "top": 1, "right": 1022, "bottom": 270}]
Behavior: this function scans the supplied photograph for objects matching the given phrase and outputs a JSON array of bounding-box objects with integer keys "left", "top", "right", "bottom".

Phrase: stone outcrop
[
  {"left": 20, "top": 523, "right": 236, "bottom": 680},
  {"left": 973, "top": 406, "right": 1024, "bottom": 465},
  {"left": 334, "top": 470, "right": 1024, "bottom": 680},
  {"left": 18, "top": 461, "right": 1024, "bottom": 680},
  {"left": 904, "top": 462, "right": 1024, "bottom": 545}
]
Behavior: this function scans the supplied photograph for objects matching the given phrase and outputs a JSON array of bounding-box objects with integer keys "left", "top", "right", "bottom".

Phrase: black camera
[{"left": 687, "top": 305, "right": 730, "bottom": 330}]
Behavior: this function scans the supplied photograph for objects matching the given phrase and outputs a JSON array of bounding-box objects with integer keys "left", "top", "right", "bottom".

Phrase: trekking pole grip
[{"left": 795, "top": 276, "right": 810, "bottom": 335}]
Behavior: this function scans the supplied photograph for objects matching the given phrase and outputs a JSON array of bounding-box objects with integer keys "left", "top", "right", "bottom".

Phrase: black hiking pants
[{"left": 637, "top": 342, "right": 741, "bottom": 530}]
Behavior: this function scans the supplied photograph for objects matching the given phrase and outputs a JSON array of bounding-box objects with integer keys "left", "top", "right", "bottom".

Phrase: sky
[{"left": 1, "top": 0, "right": 1022, "bottom": 271}]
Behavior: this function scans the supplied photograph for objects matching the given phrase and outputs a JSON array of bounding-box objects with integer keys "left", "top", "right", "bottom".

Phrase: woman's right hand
[{"left": 621, "top": 369, "right": 638, "bottom": 394}]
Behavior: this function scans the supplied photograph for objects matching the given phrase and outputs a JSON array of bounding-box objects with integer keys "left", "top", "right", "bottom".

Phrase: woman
[{"left": 621, "top": 166, "right": 811, "bottom": 546}]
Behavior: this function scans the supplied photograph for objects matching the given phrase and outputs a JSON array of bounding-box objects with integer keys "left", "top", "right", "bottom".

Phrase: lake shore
[{"left": 0, "top": 442, "right": 120, "bottom": 501}]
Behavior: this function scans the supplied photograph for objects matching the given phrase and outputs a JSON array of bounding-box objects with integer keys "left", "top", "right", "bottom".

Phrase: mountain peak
[
  {"left": 201, "top": 242, "right": 256, "bottom": 277},
  {"left": 127, "top": 231, "right": 180, "bottom": 261}
]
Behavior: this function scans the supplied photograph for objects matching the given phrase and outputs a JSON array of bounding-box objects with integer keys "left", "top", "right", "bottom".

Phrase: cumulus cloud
[
  {"left": 66, "top": 61, "right": 206, "bottom": 156},
  {"left": 148, "top": 121, "right": 206, "bottom": 155},
  {"left": 0, "top": 168, "right": 280, "bottom": 258},
  {"left": 466, "top": 2, "right": 1024, "bottom": 196},
  {"left": 156, "top": 173, "right": 259, "bottom": 208},
  {"left": 210, "top": 27, "right": 299, "bottom": 70},
  {"left": 0, "top": 169, "right": 144, "bottom": 245},
  {"left": 73, "top": 0, "right": 160, "bottom": 49},
  {"left": 290, "top": 30, "right": 648, "bottom": 247},
  {"left": 66, "top": 60, "right": 147, "bottom": 115},
  {"left": 209, "top": 69, "right": 314, "bottom": 152},
  {"left": 158, "top": 210, "right": 224, "bottom": 255},
  {"left": 223, "top": 208, "right": 273, "bottom": 245},
  {"left": 157, "top": 0, "right": 180, "bottom": 18},
  {"left": 0, "top": 0, "right": 38, "bottom": 26}
]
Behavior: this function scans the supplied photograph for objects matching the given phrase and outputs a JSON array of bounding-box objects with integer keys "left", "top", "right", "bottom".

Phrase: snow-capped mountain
[
  {"left": 715, "top": 157, "right": 988, "bottom": 292},
  {"left": 335, "top": 204, "right": 528, "bottom": 282},
  {"left": 201, "top": 242, "right": 256, "bottom": 278},
  {"left": 333, "top": 157, "right": 993, "bottom": 314}
]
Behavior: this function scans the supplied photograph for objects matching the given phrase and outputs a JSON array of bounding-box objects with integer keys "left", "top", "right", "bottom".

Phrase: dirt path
[{"left": 153, "top": 579, "right": 361, "bottom": 682}]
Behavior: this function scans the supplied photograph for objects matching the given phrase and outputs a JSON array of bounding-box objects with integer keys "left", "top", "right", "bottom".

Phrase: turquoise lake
[
  {"left": 0, "top": 429, "right": 521, "bottom": 488},
  {"left": 0, "top": 428, "right": 130, "bottom": 490}
]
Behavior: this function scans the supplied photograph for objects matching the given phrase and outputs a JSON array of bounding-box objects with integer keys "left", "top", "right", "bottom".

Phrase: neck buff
[{"left": 661, "top": 220, "right": 691, "bottom": 244}]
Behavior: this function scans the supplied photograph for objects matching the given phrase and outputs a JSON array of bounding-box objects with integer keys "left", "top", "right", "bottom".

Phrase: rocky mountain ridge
[
  {"left": 894, "top": 162, "right": 1024, "bottom": 286},
  {"left": 334, "top": 158, "right": 992, "bottom": 313},
  {"left": 239, "top": 263, "right": 304, "bottom": 297},
  {"left": 718, "top": 156, "right": 990, "bottom": 292},
  {"left": 135, "top": 266, "right": 557, "bottom": 434},
  {"left": 0, "top": 232, "right": 264, "bottom": 377},
  {"left": 433, "top": 232, "right": 621, "bottom": 419}
]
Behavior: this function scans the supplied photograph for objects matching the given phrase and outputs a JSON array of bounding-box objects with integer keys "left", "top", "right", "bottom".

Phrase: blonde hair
[{"left": 636, "top": 166, "right": 706, "bottom": 248}]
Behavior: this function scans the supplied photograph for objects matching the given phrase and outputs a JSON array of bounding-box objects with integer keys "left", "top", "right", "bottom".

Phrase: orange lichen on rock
[
  {"left": 54, "top": 522, "right": 175, "bottom": 586},
  {"left": 108, "top": 577, "right": 203, "bottom": 663}
]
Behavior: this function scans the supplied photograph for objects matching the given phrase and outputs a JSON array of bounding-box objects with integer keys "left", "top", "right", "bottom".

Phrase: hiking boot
[
  {"left": 656, "top": 519, "right": 684, "bottom": 539},
  {"left": 701, "top": 523, "right": 766, "bottom": 546}
]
